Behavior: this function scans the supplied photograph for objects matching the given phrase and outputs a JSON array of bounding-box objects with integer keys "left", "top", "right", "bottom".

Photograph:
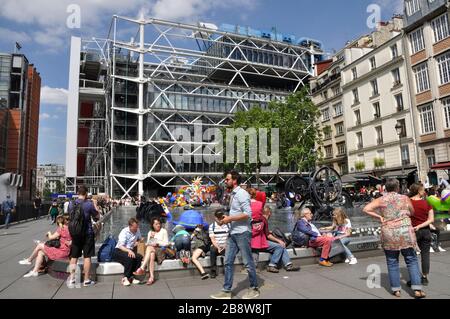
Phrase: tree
[
  {"left": 43, "top": 182, "right": 52, "bottom": 200},
  {"left": 373, "top": 158, "right": 385, "bottom": 169},
  {"left": 224, "top": 87, "right": 323, "bottom": 174},
  {"left": 55, "top": 180, "right": 65, "bottom": 194},
  {"left": 355, "top": 161, "right": 366, "bottom": 172}
]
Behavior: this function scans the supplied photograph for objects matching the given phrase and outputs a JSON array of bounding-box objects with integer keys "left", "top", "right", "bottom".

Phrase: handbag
[{"left": 45, "top": 239, "right": 61, "bottom": 248}]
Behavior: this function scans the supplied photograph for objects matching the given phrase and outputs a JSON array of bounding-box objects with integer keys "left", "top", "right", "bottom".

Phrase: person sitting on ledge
[
  {"left": 208, "top": 209, "right": 230, "bottom": 278},
  {"left": 20, "top": 214, "right": 72, "bottom": 277},
  {"left": 320, "top": 208, "right": 357, "bottom": 265},
  {"left": 261, "top": 207, "right": 300, "bottom": 273},
  {"left": 297, "top": 208, "right": 335, "bottom": 267},
  {"left": 133, "top": 217, "right": 170, "bottom": 285},
  {"left": 112, "top": 218, "right": 143, "bottom": 286},
  {"left": 191, "top": 224, "right": 212, "bottom": 280}
]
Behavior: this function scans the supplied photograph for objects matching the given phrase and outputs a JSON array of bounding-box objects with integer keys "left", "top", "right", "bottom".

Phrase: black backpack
[
  {"left": 69, "top": 201, "right": 86, "bottom": 239},
  {"left": 271, "top": 227, "right": 297, "bottom": 256}
]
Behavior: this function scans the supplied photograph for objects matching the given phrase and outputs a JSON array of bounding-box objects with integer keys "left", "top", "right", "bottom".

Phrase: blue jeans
[
  {"left": 223, "top": 232, "right": 258, "bottom": 292},
  {"left": 174, "top": 235, "right": 191, "bottom": 254},
  {"left": 265, "top": 241, "right": 292, "bottom": 267},
  {"left": 340, "top": 238, "right": 354, "bottom": 259},
  {"left": 5, "top": 212, "right": 11, "bottom": 229},
  {"left": 385, "top": 248, "right": 422, "bottom": 292}
]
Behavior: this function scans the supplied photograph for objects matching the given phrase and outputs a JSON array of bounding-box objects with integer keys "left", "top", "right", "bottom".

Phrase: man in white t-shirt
[
  {"left": 209, "top": 209, "right": 230, "bottom": 278},
  {"left": 63, "top": 198, "right": 70, "bottom": 214}
]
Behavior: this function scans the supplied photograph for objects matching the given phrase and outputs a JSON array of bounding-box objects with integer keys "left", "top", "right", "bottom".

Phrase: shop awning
[
  {"left": 341, "top": 174, "right": 382, "bottom": 184},
  {"left": 431, "top": 162, "right": 450, "bottom": 170},
  {"left": 381, "top": 168, "right": 417, "bottom": 179}
]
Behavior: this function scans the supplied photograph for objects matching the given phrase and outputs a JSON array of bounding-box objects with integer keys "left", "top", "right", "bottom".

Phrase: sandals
[
  {"left": 392, "top": 291, "right": 401, "bottom": 298},
  {"left": 414, "top": 290, "right": 426, "bottom": 299},
  {"left": 146, "top": 277, "right": 156, "bottom": 286}
]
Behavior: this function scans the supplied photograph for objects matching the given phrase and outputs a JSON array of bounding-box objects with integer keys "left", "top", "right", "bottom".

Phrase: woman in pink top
[
  {"left": 248, "top": 188, "right": 268, "bottom": 267},
  {"left": 19, "top": 215, "right": 72, "bottom": 278}
]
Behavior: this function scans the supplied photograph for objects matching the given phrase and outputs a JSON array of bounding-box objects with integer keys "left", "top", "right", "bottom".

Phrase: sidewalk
[{"left": 0, "top": 218, "right": 449, "bottom": 299}]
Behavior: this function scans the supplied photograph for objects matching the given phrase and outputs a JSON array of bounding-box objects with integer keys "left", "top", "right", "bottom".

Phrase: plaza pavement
[{"left": 0, "top": 217, "right": 449, "bottom": 299}]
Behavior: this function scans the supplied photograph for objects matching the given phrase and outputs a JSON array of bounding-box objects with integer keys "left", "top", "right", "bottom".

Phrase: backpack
[
  {"left": 271, "top": 227, "right": 297, "bottom": 255},
  {"left": 98, "top": 236, "right": 117, "bottom": 262},
  {"left": 291, "top": 221, "right": 310, "bottom": 248},
  {"left": 69, "top": 201, "right": 86, "bottom": 239}
]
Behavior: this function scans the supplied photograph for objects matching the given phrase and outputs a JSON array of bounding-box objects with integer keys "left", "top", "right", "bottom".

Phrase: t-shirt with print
[{"left": 335, "top": 219, "right": 352, "bottom": 236}]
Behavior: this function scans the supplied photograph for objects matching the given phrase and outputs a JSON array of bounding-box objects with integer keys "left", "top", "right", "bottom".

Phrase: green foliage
[
  {"left": 224, "top": 87, "right": 322, "bottom": 174},
  {"left": 373, "top": 157, "right": 385, "bottom": 168},
  {"left": 43, "top": 182, "right": 52, "bottom": 200},
  {"left": 355, "top": 161, "right": 366, "bottom": 172}
]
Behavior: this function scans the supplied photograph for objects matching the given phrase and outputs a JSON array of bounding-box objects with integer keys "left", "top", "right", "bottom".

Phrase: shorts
[
  {"left": 193, "top": 245, "right": 210, "bottom": 256},
  {"left": 70, "top": 235, "right": 95, "bottom": 258}
]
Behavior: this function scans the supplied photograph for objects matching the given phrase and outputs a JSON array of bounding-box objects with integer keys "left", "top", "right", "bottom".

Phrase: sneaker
[
  {"left": 132, "top": 278, "right": 141, "bottom": 285},
  {"left": 344, "top": 258, "right": 350, "bottom": 263},
  {"left": 66, "top": 277, "right": 76, "bottom": 289},
  {"left": 121, "top": 277, "right": 131, "bottom": 286},
  {"left": 266, "top": 266, "right": 279, "bottom": 273},
  {"left": 133, "top": 268, "right": 146, "bottom": 276},
  {"left": 285, "top": 264, "right": 300, "bottom": 272},
  {"left": 438, "top": 246, "right": 446, "bottom": 252},
  {"left": 210, "top": 291, "right": 232, "bottom": 299},
  {"left": 23, "top": 271, "right": 39, "bottom": 278},
  {"left": 201, "top": 273, "right": 210, "bottom": 280},
  {"left": 19, "top": 259, "right": 31, "bottom": 265},
  {"left": 83, "top": 280, "right": 96, "bottom": 287},
  {"left": 210, "top": 271, "right": 217, "bottom": 279},
  {"left": 422, "top": 276, "right": 429, "bottom": 285},
  {"left": 349, "top": 257, "right": 358, "bottom": 265},
  {"left": 430, "top": 247, "right": 435, "bottom": 253},
  {"left": 242, "top": 288, "right": 260, "bottom": 299},
  {"left": 319, "top": 260, "right": 333, "bottom": 267}
]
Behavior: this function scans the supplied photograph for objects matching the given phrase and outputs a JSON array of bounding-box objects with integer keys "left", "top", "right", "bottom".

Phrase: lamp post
[
  {"left": 395, "top": 122, "right": 406, "bottom": 193},
  {"left": 395, "top": 122, "right": 404, "bottom": 175}
]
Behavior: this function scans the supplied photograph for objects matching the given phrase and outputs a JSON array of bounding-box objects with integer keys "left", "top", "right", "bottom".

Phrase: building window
[
  {"left": 419, "top": 104, "right": 436, "bottom": 134},
  {"left": 432, "top": 13, "right": 450, "bottom": 43},
  {"left": 333, "top": 103, "right": 343, "bottom": 116},
  {"left": 370, "top": 57, "right": 376, "bottom": 70},
  {"left": 322, "top": 108, "right": 330, "bottom": 122},
  {"left": 325, "top": 145, "right": 333, "bottom": 158},
  {"left": 376, "top": 126, "right": 383, "bottom": 145},
  {"left": 323, "top": 91, "right": 328, "bottom": 100},
  {"left": 339, "top": 163, "right": 348, "bottom": 175},
  {"left": 335, "top": 122, "right": 344, "bottom": 136},
  {"left": 373, "top": 102, "right": 381, "bottom": 119},
  {"left": 337, "top": 143, "right": 346, "bottom": 156},
  {"left": 352, "top": 88, "right": 359, "bottom": 104},
  {"left": 370, "top": 80, "right": 379, "bottom": 96},
  {"left": 332, "top": 85, "right": 341, "bottom": 96},
  {"left": 323, "top": 126, "right": 332, "bottom": 139},
  {"left": 392, "top": 68, "right": 401, "bottom": 86},
  {"left": 413, "top": 63, "right": 430, "bottom": 93},
  {"left": 405, "top": 0, "right": 421, "bottom": 16},
  {"left": 401, "top": 145, "right": 410, "bottom": 165},
  {"left": 352, "top": 67, "right": 358, "bottom": 80},
  {"left": 436, "top": 51, "right": 450, "bottom": 85},
  {"left": 443, "top": 98, "right": 450, "bottom": 128},
  {"left": 356, "top": 132, "right": 363, "bottom": 149},
  {"left": 391, "top": 44, "right": 398, "bottom": 59},
  {"left": 354, "top": 110, "right": 361, "bottom": 125},
  {"left": 425, "top": 149, "right": 436, "bottom": 168},
  {"left": 409, "top": 28, "right": 425, "bottom": 54},
  {"left": 395, "top": 94, "right": 404, "bottom": 111},
  {"left": 397, "top": 119, "right": 407, "bottom": 138}
]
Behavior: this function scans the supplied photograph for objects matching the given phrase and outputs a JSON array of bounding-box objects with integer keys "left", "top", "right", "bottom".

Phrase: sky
[{"left": 0, "top": 0, "right": 404, "bottom": 166}]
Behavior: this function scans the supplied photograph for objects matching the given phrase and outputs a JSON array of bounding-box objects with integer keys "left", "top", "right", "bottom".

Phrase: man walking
[
  {"left": 33, "top": 193, "right": 42, "bottom": 220},
  {"left": 2, "top": 195, "right": 15, "bottom": 229},
  {"left": 211, "top": 170, "right": 259, "bottom": 299},
  {"left": 67, "top": 186, "right": 100, "bottom": 288}
]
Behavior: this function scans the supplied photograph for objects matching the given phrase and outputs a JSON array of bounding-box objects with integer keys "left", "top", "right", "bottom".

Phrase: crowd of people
[{"left": 13, "top": 171, "right": 450, "bottom": 299}]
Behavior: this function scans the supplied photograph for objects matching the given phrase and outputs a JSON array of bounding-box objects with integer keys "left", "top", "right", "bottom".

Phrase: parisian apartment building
[
  {"left": 36, "top": 164, "right": 66, "bottom": 195},
  {"left": 312, "top": 1, "right": 450, "bottom": 185},
  {"left": 403, "top": 0, "right": 450, "bottom": 183}
]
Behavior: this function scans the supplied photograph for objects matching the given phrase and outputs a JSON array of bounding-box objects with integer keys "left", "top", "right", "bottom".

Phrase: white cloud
[
  {"left": 40, "top": 127, "right": 53, "bottom": 133},
  {"left": 0, "top": 27, "right": 32, "bottom": 45},
  {"left": 40, "top": 113, "right": 51, "bottom": 120},
  {"left": 40, "top": 86, "right": 68, "bottom": 106},
  {"left": 0, "top": 0, "right": 259, "bottom": 51}
]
